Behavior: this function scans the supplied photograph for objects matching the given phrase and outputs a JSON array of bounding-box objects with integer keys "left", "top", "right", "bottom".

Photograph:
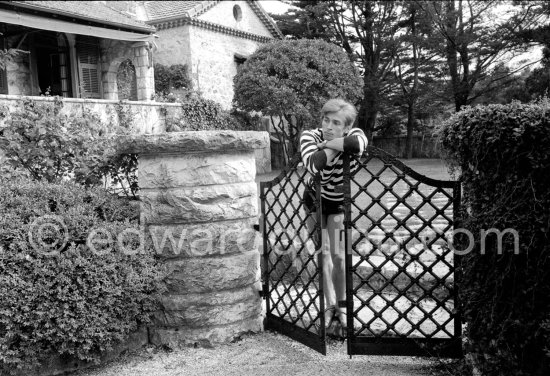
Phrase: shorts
[{"left": 303, "top": 186, "right": 344, "bottom": 215}]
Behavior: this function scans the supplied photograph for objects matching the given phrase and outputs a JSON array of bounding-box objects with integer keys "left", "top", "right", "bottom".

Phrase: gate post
[
  {"left": 119, "top": 130, "right": 269, "bottom": 347},
  {"left": 341, "top": 153, "right": 354, "bottom": 355}
]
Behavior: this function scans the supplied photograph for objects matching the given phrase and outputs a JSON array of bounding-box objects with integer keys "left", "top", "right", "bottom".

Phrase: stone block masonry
[{"left": 118, "top": 131, "right": 269, "bottom": 348}]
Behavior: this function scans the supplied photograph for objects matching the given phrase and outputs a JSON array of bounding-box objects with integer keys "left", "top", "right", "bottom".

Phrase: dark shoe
[
  {"left": 314, "top": 305, "right": 336, "bottom": 333},
  {"left": 324, "top": 305, "right": 336, "bottom": 327}
]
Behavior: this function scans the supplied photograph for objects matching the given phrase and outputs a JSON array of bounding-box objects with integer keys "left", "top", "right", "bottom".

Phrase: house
[
  {"left": 0, "top": 0, "right": 157, "bottom": 100},
  {"left": 0, "top": 1, "right": 278, "bottom": 171},
  {"left": 133, "top": 0, "right": 283, "bottom": 109}
]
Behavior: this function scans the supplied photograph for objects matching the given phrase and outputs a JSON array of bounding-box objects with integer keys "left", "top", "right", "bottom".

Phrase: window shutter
[{"left": 76, "top": 36, "right": 101, "bottom": 98}]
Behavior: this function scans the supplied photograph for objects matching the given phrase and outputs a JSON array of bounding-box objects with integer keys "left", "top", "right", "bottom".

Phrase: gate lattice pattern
[
  {"left": 343, "top": 148, "right": 462, "bottom": 357},
  {"left": 260, "top": 154, "right": 326, "bottom": 354}
]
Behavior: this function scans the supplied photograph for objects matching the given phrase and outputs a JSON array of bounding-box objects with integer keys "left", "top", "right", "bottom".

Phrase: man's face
[{"left": 321, "top": 110, "right": 348, "bottom": 140}]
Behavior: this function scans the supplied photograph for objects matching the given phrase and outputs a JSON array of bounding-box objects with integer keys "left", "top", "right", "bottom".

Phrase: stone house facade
[
  {"left": 0, "top": 1, "right": 278, "bottom": 172},
  {"left": 0, "top": 1, "right": 156, "bottom": 101},
  {"left": 134, "top": 0, "right": 283, "bottom": 109}
]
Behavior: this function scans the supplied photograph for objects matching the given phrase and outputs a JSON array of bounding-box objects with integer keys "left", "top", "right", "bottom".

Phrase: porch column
[
  {"left": 131, "top": 42, "right": 155, "bottom": 101},
  {"left": 119, "top": 130, "right": 269, "bottom": 347}
]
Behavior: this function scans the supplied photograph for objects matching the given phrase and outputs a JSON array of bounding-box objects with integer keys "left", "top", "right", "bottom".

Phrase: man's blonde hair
[{"left": 321, "top": 98, "right": 357, "bottom": 127}]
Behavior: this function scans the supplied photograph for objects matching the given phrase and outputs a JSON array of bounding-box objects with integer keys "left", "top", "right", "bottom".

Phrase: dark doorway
[{"left": 34, "top": 31, "right": 72, "bottom": 97}]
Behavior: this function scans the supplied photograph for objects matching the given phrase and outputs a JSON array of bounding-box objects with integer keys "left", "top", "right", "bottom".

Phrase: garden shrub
[
  {"left": 165, "top": 95, "right": 260, "bottom": 132},
  {"left": 0, "top": 97, "right": 138, "bottom": 198},
  {"left": 233, "top": 39, "right": 363, "bottom": 160},
  {"left": 0, "top": 177, "right": 164, "bottom": 374},
  {"left": 154, "top": 63, "right": 192, "bottom": 95},
  {"left": 439, "top": 99, "right": 550, "bottom": 376}
]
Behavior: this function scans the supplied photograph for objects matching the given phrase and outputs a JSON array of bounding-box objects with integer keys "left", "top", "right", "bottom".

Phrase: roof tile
[
  {"left": 12, "top": 1, "right": 155, "bottom": 31},
  {"left": 142, "top": 1, "right": 213, "bottom": 21}
]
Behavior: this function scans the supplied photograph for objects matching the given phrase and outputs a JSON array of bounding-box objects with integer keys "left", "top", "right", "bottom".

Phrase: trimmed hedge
[
  {"left": 0, "top": 177, "right": 164, "bottom": 374},
  {"left": 439, "top": 100, "right": 550, "bottom": 375}
]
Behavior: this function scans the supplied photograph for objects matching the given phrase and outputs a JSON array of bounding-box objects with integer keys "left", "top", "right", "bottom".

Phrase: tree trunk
[
  {"left": 405, "top": 103, "right": 415, "bottom": 159},
  {"left": 357, "top": 78, "right": 379, "bottom": 141}
]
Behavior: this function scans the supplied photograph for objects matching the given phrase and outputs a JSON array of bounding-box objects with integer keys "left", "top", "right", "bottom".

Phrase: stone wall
[
  {"left": 118, "top": 131, "right": 268, "bottom": 347},
  {"left": 152, "top": 0, "right": 272, "bottom": 110},
  {"left": 0, "top": 95, "right": 272, "bottom": 173},
  {"left": 154, "top": 24, "right": 265, "bottom": 110}
]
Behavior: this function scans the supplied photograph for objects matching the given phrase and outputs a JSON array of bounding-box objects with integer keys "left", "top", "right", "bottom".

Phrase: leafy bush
[
  {"left": 154, "top": 63, "right": 192, "bottom": 95},
  {"left": 439, "top": 99, "right": 550, "bottom": 376},
  {"left": 233, "top": 39, "right": 363, "bottom": 160},
  {"left": 165, "top": 96, "right": 260, "bottom": 132},
  {"left": 0, "top": 177, "right": 163, "bottom": 374},
  {"left": 0, "top": 97, "right": 138, "bottom": 198},
  {"left": 117, "top": 59, "right": 137, "bottom": 101}
]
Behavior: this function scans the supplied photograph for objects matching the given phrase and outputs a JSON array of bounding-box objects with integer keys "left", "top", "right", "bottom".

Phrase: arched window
[{"left": 116, "top": 59, "right": 138, "bottom": 101}]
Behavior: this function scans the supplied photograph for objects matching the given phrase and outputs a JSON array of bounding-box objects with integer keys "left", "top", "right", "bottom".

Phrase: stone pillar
[
  {"left": 131, "top": 42, "right": 155, "bottom": 101},
  {"left": 119, "top": 131, "right": 269, "bottom": 347}
]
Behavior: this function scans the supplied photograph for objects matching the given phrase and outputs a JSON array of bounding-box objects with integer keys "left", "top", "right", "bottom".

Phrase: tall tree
[
  {"left": 272, "top": 1, "right": 404, "bottom": 139},
  {"left": 524, "top": 47, "right": 550, "bottom": 99},
  {"left": 512, "top": 1, "right": 550, "bottom": 100},
  {"left": 392, "top": 1, "right": 444, "bottom": 158},
  {"left": 419, "top": 0, "right": 542, "bottom": 111},
  {"left": 512, "top": 0, "right": 550, "bottom": 48},
  {"left": 270, "top": 0, "right": 332, "bottom": 40}
]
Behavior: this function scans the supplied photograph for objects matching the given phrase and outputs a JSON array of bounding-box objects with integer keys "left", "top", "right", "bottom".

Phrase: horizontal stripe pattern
[{"left": 300, "top": 128, "right": 368, "bottom": 201}]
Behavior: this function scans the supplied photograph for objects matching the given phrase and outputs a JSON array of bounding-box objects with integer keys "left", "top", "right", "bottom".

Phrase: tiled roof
[
  {"left": 142, "top": 1, "right": 282, "bottom": 39},
  {"left": 143, "top": 0, "right": 215, "bottom": 21},
  {"left": 9, "top": 1, "right": 155, "bottom": 32}
]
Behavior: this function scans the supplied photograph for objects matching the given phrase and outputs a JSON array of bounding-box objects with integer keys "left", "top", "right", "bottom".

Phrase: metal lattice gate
[
  {"left": 260, "top": 154, "right": 326, "bottom": 354},
  {"left": 342, "top": 148, "right": 462, "bottom": 357},
  {"left": 261, "top": 147, "right": 462, "bottom": 357}
]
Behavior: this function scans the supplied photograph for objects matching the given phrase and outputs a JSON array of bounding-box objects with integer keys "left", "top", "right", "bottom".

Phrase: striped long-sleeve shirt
[{"left": 300, "top": 128, "right": 368, "bottom": 202}]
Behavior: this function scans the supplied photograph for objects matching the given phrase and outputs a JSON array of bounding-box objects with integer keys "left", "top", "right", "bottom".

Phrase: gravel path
[{"left": 74, "top": 331, "right": 432, "bottom": 376}]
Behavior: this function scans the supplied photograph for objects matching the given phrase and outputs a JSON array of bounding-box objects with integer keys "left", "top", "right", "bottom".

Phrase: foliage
[
  {"left": 275, "top": 1, "right": 545, "bottom": 138},
  {"left": 470, "top": 64, "right": 532, "bottom": 105},
  {"left": 0, "top": 98, "right": 139, "bottom": 198},
  {"left": 270, "top": 0, "right": 334, "bottom": 41},
  {"left": 512, "top": 1, "right": 550, "bottom": 48},
  {"left": 376, "top": 113, "right": 403, "bottom": 137},
  {"left": 272, "top": 1, "right": 414, "bottom": 137},
  {"left": 0, "top": 177, "right": 164, "bottom": 374},
  {"left": 439, "top": 99, "right": 550, "bottom": 376},
  {"left": 116, "top": 59, "right": 137, "bottom": 101},
  {"left": 154, "top": 63, "right": 193, "bottom": 95},
  {"left": 419, "top": 0, "right": 543, "bottom": 111},
  {"left": 164, "top": 95, "right": 260, "bottom": 132},
  {"left": 233, "top": 38, "right": 362, "bottom": 160},
  {"left": 525, "top": 47, "right": 550, "bottom": 100},
  {"left": 390, "top": 1, "right": 444, "bottom": 158}
]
